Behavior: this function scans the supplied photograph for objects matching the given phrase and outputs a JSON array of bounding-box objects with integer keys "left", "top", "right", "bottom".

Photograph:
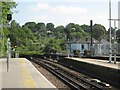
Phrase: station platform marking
[
  {"left": 0, "top": 59, "right": 2, "bottom": 90},
  {"left": 0, "top": 58, "right": 56, "bottom": 88},
  {"left": 19, "top": 59, "right": 37, "bottom": 88},
  {"left": 26, "top": 59, "right": 56, "bottom": 88}
]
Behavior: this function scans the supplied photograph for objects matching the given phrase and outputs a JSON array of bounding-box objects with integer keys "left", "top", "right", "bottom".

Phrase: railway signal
[{"left": 7, "top": 14, "right": 12, "bottom": 21}]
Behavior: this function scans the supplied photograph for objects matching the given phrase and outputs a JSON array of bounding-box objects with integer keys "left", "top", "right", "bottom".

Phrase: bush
[
  {"left": 83, "top": 50, "right": 91, "bottom": 56},
  {"left": 73, "top": 50, "right": 80, "bottom": 56}
]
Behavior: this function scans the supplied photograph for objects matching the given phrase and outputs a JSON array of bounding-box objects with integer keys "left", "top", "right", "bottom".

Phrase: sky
[{"left": 12, "top": 0, "right": 120, "bottom": 29}]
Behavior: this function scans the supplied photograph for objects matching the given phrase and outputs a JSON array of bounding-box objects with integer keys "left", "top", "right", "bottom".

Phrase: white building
[{"left": 68, "top": 39, "right": 120, "bottom": 56}]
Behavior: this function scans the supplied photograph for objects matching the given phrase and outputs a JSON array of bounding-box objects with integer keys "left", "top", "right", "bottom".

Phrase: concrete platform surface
[
  {"left": 0, "top": 58, "right": 56, "bottom": 89},
  {"left": 66, "top": 57, "right": 120, "bottom": 69}
]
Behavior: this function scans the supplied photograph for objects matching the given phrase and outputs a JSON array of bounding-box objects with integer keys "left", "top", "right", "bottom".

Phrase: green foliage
[
  {"left": 65, "top": 23, "right": 89, "bottom": 41},
  {"left": 54, "top": 25, "right": 65, "bottom": 39},
  {"left": 24, "top": 22, "right": 36, "bottom": 32},
  {"left": 73, "top": 50, "right": 80, "bottom": 56},
  {"left": 46, "top": 23, "right": 54, "bottom": 31},
  {"left": 0, "top": 1, "right": 17, "bottom": 57},
  {"left": 35, "top": 22, "right": 46, "bottom": 36},
  {"left": 43, "top": 38, "right": 62, "bottom": 54},
  {"left": 2, "top": 0, "right": 117, "bottom": 56},
  {"left": 116, "top": 29, "right": 120, "bottom": 43},
  {"left": 0, "top": 1, "right": 17, "bottom": 24},
  {"left": 81, "top": 24, "right": 90, "bottom": 34},
  {"left": 92, "top": 24, "right": 106, "bottom": 41},
  {"left": 83, "top": 50, "right": 91, "bottom": 57}
]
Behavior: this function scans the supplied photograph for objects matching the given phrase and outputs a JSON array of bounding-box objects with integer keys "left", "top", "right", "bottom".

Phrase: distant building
[
  {"left": 67, "top": 38, "right": 99, "bottom": 56},
  {"left": 67, "top": 39, "right": 120, "bottom": 56},
  {"left": 118, "top": 1, "right": 120, "bottom": 29}
]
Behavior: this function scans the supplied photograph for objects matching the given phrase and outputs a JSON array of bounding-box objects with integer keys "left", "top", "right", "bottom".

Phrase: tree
[
  {"left": 22, "top": 25, "right": 34, "bottom": 40},
  {"left": 0, "top": 1, "right": 17, "bottom": 24},
  {"left": 54, "top": 25, "right": 65, "bottom": 39},
  {"left": 24, "top": 22, "right": 36, "bottom": 32},
  {"left": 46, "top": 23, "right": 54, "bottom": 31},
  {"left": 65, "top": 23, "right": 77, "bottom": 40},
  {"left": 8, "top": 20, "right": 23, "bottom": 46},
  {"left": 0, "top": 1, "right": 17, "bottom": 56},
  {"left": 43, "top": 38, "right": 62, "bottom": 54},
  {"left": 35, "top": 23, "right": 46, "bottom": 32},
  {"left": 106, "top": 27, "right": 114, "bottom": 37},
  {"left": 65, "top": 23, "right": 75, "bottom": 33},
  {"left": 81, "top": 24, "right": 90, "bottom": 34},
  {"left": 65, "top": 23, "right": 89, "bottom": 41},
  {"left": 92, "top": 24, "right": 106, "bottom": 41},
  {"left": 75, "top": 24, "right": 84, "bottom": 32},
  {"left": 116, "top": 29, "right": 120, "bottom": 43}
]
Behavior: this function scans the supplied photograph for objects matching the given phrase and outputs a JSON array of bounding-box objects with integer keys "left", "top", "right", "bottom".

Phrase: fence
[{"left": 93, "top": 43, "right": 120, "bottom": 55}]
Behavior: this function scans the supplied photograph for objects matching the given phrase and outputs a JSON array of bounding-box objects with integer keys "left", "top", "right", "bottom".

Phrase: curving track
[{"left": 30, "top": 58, "right": 108, "bottom": 90}]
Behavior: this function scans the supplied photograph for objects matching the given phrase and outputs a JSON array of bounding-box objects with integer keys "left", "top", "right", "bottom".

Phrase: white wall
[{"left": 70, "top": 43, "right": 89, "bottom": 54}]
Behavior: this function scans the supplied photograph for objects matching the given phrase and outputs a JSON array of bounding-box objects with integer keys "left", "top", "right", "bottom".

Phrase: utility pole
[
  {"left": 114, "top": 20, "right": 117, "bottom": 64},
  {"left": 108, "top": 1, "right": 120, "bottom": 63},
  {"left": 109, "top": 19, "right": 120, "bottom": 64},
  {"left": 90, "top": 20, "right": 93, "bottom": 56},
  {"left": 109, "top": 0, "right": 112, "bottom": 63}
]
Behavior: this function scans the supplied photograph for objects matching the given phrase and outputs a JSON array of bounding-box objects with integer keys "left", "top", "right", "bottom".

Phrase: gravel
[{"left": 31, "top": 61, "right": 71, "bottom": 90}]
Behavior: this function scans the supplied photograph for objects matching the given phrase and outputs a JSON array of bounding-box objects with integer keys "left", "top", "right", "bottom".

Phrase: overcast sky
[{"left": 13, "top": 0, "right": 120, "bottom": 29}]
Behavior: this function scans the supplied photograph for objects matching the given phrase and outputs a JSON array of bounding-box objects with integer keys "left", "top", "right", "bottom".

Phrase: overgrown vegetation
[{"left": 0, "top": 1, "right": 120, "bottom": 56}]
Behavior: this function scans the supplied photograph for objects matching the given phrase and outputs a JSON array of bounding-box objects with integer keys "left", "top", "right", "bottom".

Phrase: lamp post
[
  {"left": 109, "top": 19, "right": 120, "bottom": 64},
  {"left": 109, "top": 0, "right": 112, "bottom": 63}
]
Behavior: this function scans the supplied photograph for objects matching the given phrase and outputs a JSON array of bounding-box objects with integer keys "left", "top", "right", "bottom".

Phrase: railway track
[{"left": 30, "top": 58, "right": 108, "bottom": 90}]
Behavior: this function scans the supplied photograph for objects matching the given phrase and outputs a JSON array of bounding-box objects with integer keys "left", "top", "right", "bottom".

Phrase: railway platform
[
  {"left": 0, "top": 58, "right": 56, "bottom": 89},
  {"left": 66, "top": 57, "right": 120, "bottom": 69},
  {"left": 62, "top": 57, "right": 120, "bottom": 88}
]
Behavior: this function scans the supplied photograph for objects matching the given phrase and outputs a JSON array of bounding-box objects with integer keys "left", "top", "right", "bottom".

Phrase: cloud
[
  {"left": 51, "top": 6, "right": 88, "bottom": 15},
  {"left": 27, "top": 15, "right": 49, "bottom": 22},
  {"left": 28, "top": 2, "right": 49, "bottom": 12},
  {"left": 27, "top": 2, "right": 88, "bottom": 15},
  {"left": 36, "top": 3, "right": 49, "bottom": 10},
  {"left": 14, "top": 1, "right": 115, "bottom": 29}
]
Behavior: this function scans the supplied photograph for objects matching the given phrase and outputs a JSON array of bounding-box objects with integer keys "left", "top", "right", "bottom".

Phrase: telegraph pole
[
  {"left": 109, "top": 0, "right": 112, "bottom": 63},
  {"left": 90, "top": 20, "right": 93, "bottom": 56},
  {"left": 108, "top": 0, "right": 120, "bottom": 64},
  {"left": 109, "top": 19, "right": 120, "bottom": 64}
]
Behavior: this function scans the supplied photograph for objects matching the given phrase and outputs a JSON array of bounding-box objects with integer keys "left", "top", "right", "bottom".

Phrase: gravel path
[{"left": 31, "top": 61, "right": 71, "bottom": 90}]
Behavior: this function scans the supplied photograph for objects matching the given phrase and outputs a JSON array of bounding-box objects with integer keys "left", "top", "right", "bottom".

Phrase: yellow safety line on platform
[{"left": 19, "top": 59, "right": 37, "bottom": 88}]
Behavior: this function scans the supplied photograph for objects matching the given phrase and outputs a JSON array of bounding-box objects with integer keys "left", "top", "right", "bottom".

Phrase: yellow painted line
[{"left": 19, "top": 59, "right": 37, "bottom": 88}]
